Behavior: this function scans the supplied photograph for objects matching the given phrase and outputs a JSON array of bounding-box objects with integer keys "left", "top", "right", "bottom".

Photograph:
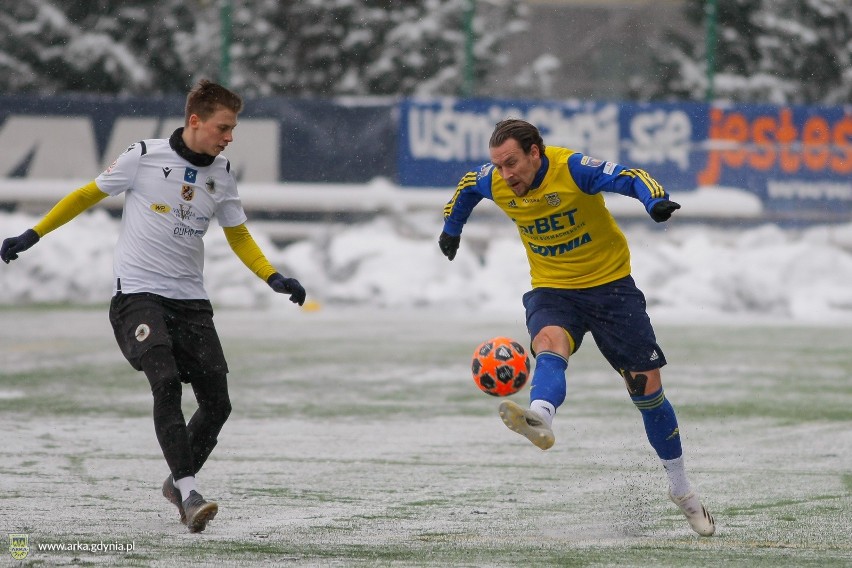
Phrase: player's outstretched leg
[
  {"left": 498, "top": 400, "right": 555, "bottom": 450},
  {"left": 162, "top": 475, "right": 186, "bottom": 524},
  {"left": 670, "top": 490, "right": 715, "bottom": 536},
  {"left": 183, "top": 491, "right": 218, "bottom": 533}
]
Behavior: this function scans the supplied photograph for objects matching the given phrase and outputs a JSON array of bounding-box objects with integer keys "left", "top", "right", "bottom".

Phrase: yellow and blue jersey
[{"left": 442, "top": 146, "right": 670, "bottom": 289}]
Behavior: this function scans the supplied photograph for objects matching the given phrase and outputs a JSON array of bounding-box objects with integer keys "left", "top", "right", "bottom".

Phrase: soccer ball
[{"left": 471, "top": 336, "right": 530, "bottom": 397}]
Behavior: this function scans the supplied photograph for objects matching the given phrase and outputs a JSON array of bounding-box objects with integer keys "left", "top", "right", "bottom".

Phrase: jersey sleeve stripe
[
  {"left": 619, "top": 168, "right": 665, "bottom": 199},
  {"left": 443, "top": 172, "right": 478, "bottom": 219},
  {"left": 636, "top": 169, "right": 665, "bottom": 198}
]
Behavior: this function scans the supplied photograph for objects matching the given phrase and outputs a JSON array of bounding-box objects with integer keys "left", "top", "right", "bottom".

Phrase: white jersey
[{"left": 96, "top": 139, "right": 248, "bottom": 300}]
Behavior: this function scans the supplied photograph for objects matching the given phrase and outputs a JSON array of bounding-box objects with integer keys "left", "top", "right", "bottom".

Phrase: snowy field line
[{"left": 1, "top": 306, "right": 850, "bottom": 567}]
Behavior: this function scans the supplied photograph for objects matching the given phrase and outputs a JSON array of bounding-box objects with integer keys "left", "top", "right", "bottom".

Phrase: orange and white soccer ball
[{"left": 471, "top": 336, "right": 530, "bottom": 397}]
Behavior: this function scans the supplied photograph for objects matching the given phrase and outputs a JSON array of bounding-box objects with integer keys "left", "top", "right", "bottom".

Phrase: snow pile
[{"left": 2, "top": 207, "right": 852, "bottom": 324}]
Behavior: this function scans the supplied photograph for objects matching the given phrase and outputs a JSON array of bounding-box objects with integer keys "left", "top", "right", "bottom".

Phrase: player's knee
[
  {"left": 531, "top": 326, "right": 572, "bottom": 358},
  {"left": 200, "top": 383, "right": 232, "bottom": 426},
  {"left": 209, "top": 397, "right": 232, "bottom": 425}
]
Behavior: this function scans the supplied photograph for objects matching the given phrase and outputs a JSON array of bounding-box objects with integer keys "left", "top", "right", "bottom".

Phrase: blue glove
[
  {"left": 650, "top": 200, "right": 681, "bottom": 223},
  {"left": 267, "top": 272, "right": 306, "bottom": 306},
  {"left": 438, "top": 231, "right": 461, "bottom": 261},
  {"left": 1, "top": 229, "right": 40, "bottom": 263}
]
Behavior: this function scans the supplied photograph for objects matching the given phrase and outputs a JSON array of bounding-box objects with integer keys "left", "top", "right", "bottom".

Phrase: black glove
[
  {"left": 650, "top": 200, "right": 681, "bottom": 223},
  {"left": 438, "top": 231, "right": 461, "bottom": 261},
  {"left": 267, "top": 272, "right": 306, "bottom": 306},
  {"left": 1, "top": 229, "right": 40, "bottom": 263}
]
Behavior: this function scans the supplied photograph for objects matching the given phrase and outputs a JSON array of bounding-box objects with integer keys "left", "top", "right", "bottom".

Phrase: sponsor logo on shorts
[{"left": 135, "top": 324, "right": 150, "bottom": 342}]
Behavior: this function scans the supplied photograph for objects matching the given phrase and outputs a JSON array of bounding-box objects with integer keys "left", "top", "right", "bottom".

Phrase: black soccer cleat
[
  {"left": 162, "top": 475, "right": 186, "bottom": 524},
  {"left": 183, "top": 490, "right": 218, "bottom": 533}
]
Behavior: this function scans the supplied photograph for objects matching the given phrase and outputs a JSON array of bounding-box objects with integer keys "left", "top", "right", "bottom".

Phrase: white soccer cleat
[
  {"left": 669, "top": 490, "right": 716, "bottom": 536},
  {"left": 498, "top": 400, "right": 555, "bottom": 450}
]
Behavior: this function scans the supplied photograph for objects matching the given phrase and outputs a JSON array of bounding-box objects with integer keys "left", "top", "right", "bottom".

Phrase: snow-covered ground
[{"left": 2, "top": 182, "right": 851, "bottom": 324}]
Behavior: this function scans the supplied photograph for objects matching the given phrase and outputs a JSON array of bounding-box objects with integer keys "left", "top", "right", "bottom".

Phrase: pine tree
[
  {"left": 0, "top": 0, "right": 524, "bottom": 97},
  {"left": 635, "top": 0, "right": 852, "bottom": 105}
]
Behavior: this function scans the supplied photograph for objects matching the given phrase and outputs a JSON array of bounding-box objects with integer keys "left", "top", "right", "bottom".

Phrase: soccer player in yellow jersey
[
  {"left": 1, "top": 80, "right": 306, "bottom": 533},
  {"left": 440, "top": 119, "right": 715, "bottom": 537}
]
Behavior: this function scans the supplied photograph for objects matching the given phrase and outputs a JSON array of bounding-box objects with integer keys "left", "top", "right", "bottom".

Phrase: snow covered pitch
[{"left": 1, "top": 307, "right": 850, "bottom": 567}]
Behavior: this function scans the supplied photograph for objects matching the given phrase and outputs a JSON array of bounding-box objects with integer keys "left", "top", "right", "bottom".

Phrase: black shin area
[
  {"left": 186, "top": 373, "right": 232, "bottom": 473},
  {"left": 141, "top": 345, "right": 194, "bottom": 479},
  {"left": 620, "top": 369, "right": 650, "bottom": 397}
]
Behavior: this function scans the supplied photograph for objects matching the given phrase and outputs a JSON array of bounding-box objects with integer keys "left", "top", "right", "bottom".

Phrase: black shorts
[
  {"left": 109, "top": 292, "right": 228, "bottom": 380},
  {"left": 523, "top": 275, "right": 666, "bottom": 372}
]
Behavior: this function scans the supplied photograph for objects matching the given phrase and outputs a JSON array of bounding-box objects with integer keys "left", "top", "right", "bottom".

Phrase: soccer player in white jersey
[
  {"left": 1, "top": 80, "right": 306, "bottom": 533},
  {"left": 440, "top": 119, "right": 715, "bottom": 537}
]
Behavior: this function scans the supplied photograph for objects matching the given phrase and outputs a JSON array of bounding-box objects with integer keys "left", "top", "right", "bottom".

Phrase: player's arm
[
  {"left": 566, "top": 154, "right": 680, "bottom": 222},
  {"left": 0, "top": 181, "right": 108, "bottom": 263},
  {"left": 222, "top": 223, "right": 306, "bottom": 306},
  {"left": 439, "top": 170, "right": 488, "bottom": 260}
]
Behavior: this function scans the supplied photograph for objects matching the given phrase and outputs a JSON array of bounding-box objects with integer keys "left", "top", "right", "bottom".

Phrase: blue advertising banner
[
  {"left": 398, "top": 98, "right": 852, "bottom": 220},
  {"left": 1, "top": 94, "right": 849, "bottom": 220},
  {"left": 696, "top": 104, "right": 852, "bottom": 217}
]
